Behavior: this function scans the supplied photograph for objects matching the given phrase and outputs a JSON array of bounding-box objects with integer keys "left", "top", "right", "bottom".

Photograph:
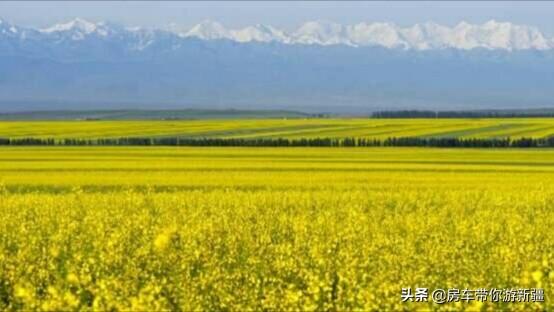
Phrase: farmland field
[
  {"left": 0, "top": 146, "right": 553, "bottom": 310},
  {"left": 1, "top": 118, "right": 554, "bottom": 139}
]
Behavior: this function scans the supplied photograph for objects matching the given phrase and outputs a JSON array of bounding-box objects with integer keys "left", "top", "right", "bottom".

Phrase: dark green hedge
[{"left": 1, "top": 136, "right": 554, "bottom": 148}]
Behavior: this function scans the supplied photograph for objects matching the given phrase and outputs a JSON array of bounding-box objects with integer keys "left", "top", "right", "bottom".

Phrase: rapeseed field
[
  {"left": 1, "top": 118, "right": 554, "bottom": 139},
  {"left": 0, "top": 147, "right": 552, "bottom": 310}
]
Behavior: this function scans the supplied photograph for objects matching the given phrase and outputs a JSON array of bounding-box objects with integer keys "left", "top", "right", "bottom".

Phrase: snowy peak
[
  {"left": 347, "top": 22, "right": 405, "bottom": 48},
  {"left": 182, "top": 21, "right": 290, "bottom": 43},
  {"left": 0, "top": 19, "right": 21, "bottom": 36},
  {"left": 432, "top": 20, "right": 552, "bottom": 50},
  {"left": 184, "top": 20, "right": 231, "bottom": 40},
  {"left": 230, "top": 24, "right": 289, "bottom": 43},
  {"left": 39, "top": 18, "right": 117, "bottom": 40},
  {"left": 292, "top": 20, "right": 352, "bottom": 45},
  {"left": 41, "top": 18, "right": 98, "bottom": 33}
]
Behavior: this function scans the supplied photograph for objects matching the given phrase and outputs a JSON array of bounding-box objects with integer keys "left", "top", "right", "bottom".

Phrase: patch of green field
[{"left": 1, "top": 118, "right": 554, "bottom": 140}]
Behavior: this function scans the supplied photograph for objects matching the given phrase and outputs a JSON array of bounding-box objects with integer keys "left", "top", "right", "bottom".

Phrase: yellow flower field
[
  {"left": 1, "top": 118, "right": 554, "bottom": 139},
  {"left": 0, "top": 147, "right": 552, "bottom": 310}
]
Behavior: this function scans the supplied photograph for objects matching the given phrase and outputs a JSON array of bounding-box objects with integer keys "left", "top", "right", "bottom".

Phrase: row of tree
[
  {"left": 371, "top": 110, "right": 554, "bottom": 118},
  {"left": 2, "top": 136, "right": 554, "bottom": 148}
]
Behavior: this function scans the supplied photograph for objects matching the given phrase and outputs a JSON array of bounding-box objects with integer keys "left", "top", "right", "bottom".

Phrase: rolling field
[
  {"left": 1, "top": 146, "right": 553, "bottom": 310},
  {"left": 1, "top": 118, "right": 554, "bottom": 140}
]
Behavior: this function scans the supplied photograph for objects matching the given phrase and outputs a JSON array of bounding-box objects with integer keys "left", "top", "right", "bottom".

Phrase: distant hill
[{"left": 0, "top": 109, "right": 312, "bottom": 121}]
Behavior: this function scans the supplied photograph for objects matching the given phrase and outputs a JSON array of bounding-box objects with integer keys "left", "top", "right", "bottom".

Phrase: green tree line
[
  {"left": 1, "top": 136, "right": 554, "bottom": 148},
  {"left": 372, "top": 110, "right": 554, "bottom": 118}
]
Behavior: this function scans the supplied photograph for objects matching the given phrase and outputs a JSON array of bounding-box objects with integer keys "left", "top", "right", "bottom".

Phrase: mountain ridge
[
  {"left": 1, "top": 17, "right": 554, "bottom": 51},
  {"left": 2, "top": 18, "right": 554, "bottom": 113},
  {"left": 0, "top": 108, "right": 311, "bottom": 120}
]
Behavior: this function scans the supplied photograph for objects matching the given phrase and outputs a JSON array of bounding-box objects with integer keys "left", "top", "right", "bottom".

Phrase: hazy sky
[{"left": 2, "top": 1, "right": 554, "bottom": 35}]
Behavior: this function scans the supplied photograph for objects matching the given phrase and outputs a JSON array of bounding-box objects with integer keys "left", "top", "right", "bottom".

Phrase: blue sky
[{"left": 1, "top": 1, "right": 554, "bottom": 35}]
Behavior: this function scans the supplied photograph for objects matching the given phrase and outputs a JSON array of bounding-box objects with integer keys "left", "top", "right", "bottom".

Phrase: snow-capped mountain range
[
  {"left": 2, "top": 17, "right": 554, "bottom": 113},
  {"left": 179, "top": 19, "right": 554, "bottom": 50},
  {"left": 1, "top": 17, "right": 554, "bottom": 51}
]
